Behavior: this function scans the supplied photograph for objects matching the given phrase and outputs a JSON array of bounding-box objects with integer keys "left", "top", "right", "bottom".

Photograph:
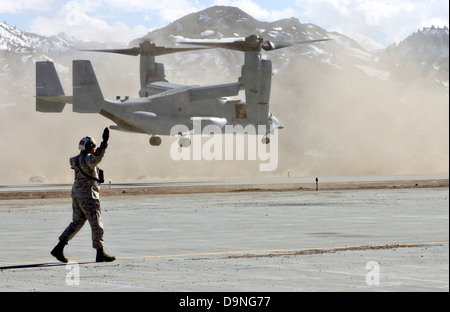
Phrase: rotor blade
[
  {"left": 82, "top": 46, "right": 211, "bottom": 56},
  {"left": 262, "top": 38, "right": 331, "bottom": 51},
  {"left": 153, "top": 46, "right": 212, "bottom": 56},
  {"left": 179, "top": 40, "right": 247, "bottom": 52},
  {"left": 81, "top": 47, "right": 141, "bottom": 56},
  {"left": 85, "top": 37, "right": 331, "bottom": 56},
  {"left": 180, "top": 36, "right": 330, "bottom": 52}
]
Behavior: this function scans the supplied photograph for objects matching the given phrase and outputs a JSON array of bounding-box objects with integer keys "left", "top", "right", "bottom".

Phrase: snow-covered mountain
[
  {"left": 1, "top": 20, "right": 76, "bottom": 92},
  {"left": 148, "top": 5, "right": 330, "bottom": 42},
  {"left": 1, "top": 6, "right": 447, "bottom": 88},
  {"left": 0, "top": 21, "right": 73, "bottom": 54},
  {"left": 385, "top": 26, "right": 449, "bottom": 67},
  {"left": 133, "top": 6, "right": 447, "bottom": 90},
  {"left": 143, "top": 6, "right": 377, "bottom": 81},
  {"left": 382, "top": 26, "right": 449, "bottom": 88}
]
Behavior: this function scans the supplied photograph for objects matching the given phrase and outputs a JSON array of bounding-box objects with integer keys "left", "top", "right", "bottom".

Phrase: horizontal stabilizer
[
  {"left": 36, "top": 95, "right": 73, "bottom": 104},
  {"left": 73, "top": 60, "right": 104, "bottom": 113},
  {"left": 35, "top": 61, "right": 67, "bottom": 112}
]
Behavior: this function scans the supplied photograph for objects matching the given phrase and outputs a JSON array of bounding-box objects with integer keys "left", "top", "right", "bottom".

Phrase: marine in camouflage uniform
[{"left": 51, "top": 128, "right": 115, "bottom": 263}]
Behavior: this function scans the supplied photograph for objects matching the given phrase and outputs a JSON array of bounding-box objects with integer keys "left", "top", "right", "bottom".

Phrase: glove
[{"left": 102, "top": 127, "right": 110, "bottom": 143}]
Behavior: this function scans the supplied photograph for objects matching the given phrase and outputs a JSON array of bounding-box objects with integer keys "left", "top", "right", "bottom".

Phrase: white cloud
[
  {"left": 295, "top": 0, "right": 449, "bottom": 49},
  {"left": 106, "top": 0, "right": 203, "bottom": 24},
  {"left": 358, "top": 1, "right": 398, "bottom": 26},
  {"left": 423, "top": 17, "right": 449, "bottom": 28},
  {"left": 28, "top": 2, "right": 147, "bottom": 43},
  {"left": 330, "top": 0, "right": 351, "bottom": 16},
  {"left": 0, "top": 0, "right": 54, "bottom": 13}
]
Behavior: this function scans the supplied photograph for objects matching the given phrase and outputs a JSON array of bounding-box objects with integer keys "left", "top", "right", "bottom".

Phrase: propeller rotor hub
[
  {"left": 139, "top": 41, "right": 157, "bottom": 55},
  {"left": 244, "top": 35, "right": 264, "bottom": 51}
]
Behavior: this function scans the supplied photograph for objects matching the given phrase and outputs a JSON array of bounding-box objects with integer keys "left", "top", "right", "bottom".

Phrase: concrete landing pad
[{"left": 0, "top": 185, "right": 448, "bottom": 293}]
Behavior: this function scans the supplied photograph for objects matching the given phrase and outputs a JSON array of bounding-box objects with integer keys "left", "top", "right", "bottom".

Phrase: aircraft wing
[
  {"left": 144, "top": 81, "right": 187, "bottom": 95},
  {"left": 190, "top": 83, "right": 240, "bottom": 101},
  {"left": 145, "top": 81, "right": 240, "bottom": 100}
]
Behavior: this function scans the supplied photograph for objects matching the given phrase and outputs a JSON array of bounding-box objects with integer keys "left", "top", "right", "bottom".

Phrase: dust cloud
[
  {"left": 271, "top": 56, "right": 449, "bottom": 177},
  {"left": 0, "top": 47, "right": 448, "bottom": 184}
]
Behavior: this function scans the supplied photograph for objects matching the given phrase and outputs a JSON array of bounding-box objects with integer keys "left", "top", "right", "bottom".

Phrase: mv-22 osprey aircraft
[{"left": 36, "top": 35, "right": 329, "bottom": 147}]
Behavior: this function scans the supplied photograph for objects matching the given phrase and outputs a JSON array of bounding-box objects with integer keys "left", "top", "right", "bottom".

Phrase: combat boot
[
  {"left": 51, "top": 241, "right": 68, "bottom": 263},
  {"left": 96, "top": 248, "right": 116, "bottom": 262}
]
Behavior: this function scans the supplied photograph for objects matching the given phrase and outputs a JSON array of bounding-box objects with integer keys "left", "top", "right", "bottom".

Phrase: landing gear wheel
[
  {"left": 149, "top": 136, "right": 162, "bottom": 146},
  {"left": 178, "top": 137, "right": 191, "bottom": 148},
  {"left": 262, "top": 136, "right": 270, "bottom": 144}
]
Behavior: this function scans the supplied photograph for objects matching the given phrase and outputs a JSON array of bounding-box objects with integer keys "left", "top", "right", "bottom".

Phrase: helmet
[{"left": 78, "top": 136, "right": 97, "bottom": 151}]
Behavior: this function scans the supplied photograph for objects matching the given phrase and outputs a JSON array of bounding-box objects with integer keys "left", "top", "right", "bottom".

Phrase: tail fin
[
  {"left": 36, "top": 61, "right": 69, "bottom": 112},
  {"left": 73, "top": 60, "right": 104, "bottom": 113}
]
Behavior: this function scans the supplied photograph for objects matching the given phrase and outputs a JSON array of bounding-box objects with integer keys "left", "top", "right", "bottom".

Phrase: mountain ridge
[{"left": 1, "top": 6, "right": 448, "bottom": 69}]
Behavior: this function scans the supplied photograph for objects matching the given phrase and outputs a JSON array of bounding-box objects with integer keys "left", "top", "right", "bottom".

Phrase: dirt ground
[{"left": 1, "top": 178, "right": 448, "bottom": 200}]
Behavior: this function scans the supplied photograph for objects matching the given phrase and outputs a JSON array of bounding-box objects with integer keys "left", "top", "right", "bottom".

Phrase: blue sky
[{"left": 1, "top": 0, "right": 448, "bottom": 50}]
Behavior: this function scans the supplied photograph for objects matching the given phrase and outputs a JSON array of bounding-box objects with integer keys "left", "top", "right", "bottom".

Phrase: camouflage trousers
[{"left": 59, "top": 197, "right": 104, "bottom": 249}]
